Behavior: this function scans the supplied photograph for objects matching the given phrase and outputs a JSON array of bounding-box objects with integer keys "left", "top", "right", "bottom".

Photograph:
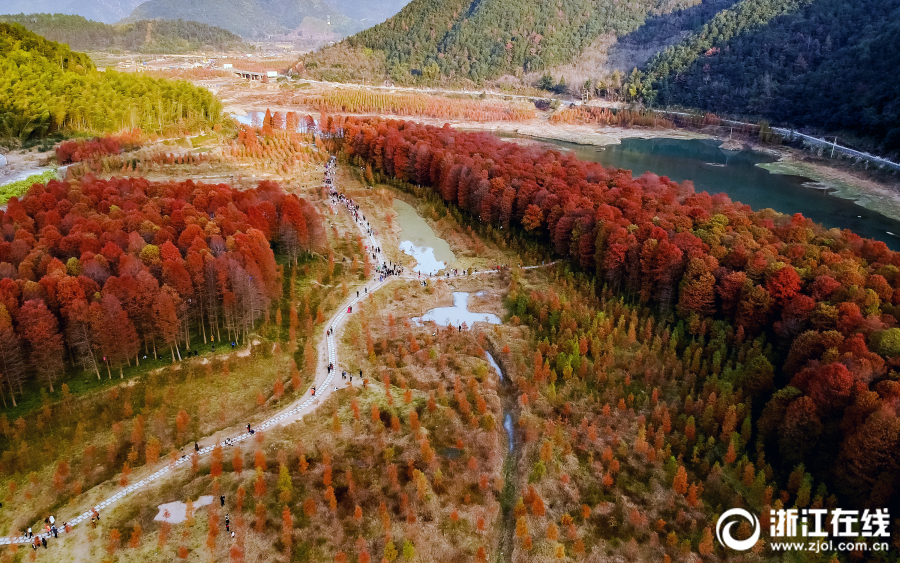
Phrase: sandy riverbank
[
  {"left": 0, "top": 149, "right": 56, "bottom": 186},
  {"left": 752, "top": 145, "right": 900, "bottom": 223},
  {"left": 453, "top": 121, "right": 709, "bottom": 146}
]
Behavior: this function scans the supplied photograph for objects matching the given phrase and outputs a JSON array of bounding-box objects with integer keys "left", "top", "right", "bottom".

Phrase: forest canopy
[
  {"left": 0, "top": 22, "right": 224, "bottom": 141},
  {"left": 638, "top": 0, "right": 900, "bottom": 154},
  {"left": 0, "top": 13, "right": 245, "bottom": 54},
  {"left": 301, "top": 0, "right": 699, "bottom": 83},
  {"left": 0, "top": 173, "right": 323, "bottom": 403},
  {"left": 326, "top": 115, "right": 900, "bottom": 509}
]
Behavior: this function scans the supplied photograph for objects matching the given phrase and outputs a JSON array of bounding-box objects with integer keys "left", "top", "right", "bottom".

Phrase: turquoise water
[{"left": 494, "top": 134, "right": 900, "bottom": 249}]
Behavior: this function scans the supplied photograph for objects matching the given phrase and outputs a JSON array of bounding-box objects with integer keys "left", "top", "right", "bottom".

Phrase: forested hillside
[
  {"left": 0, "top": 23, "right": 222, "bottom": 141},
  {"left": 0, "top": 14, "right": 244, "bottom": 53},
  {"left": 640, "top": 0, "right": 900, "bottom": 154},
  {"left": 302, "top": 0, "right": 699, "bottom": 83}
]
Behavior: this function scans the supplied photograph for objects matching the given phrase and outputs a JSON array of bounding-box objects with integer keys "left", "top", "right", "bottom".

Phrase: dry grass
[
  {"left": 0, "top": 147, "right": 544, "bottom": 563},
  {"left": 0, "top": 345, "right": 299, "bottom": 537}
]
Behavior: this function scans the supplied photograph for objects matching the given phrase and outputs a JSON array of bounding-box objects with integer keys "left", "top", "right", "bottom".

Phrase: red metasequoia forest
[
  {"left": 327, "top": 115, "right": 900, "bottom": 506},
  {"left": 56, "top": 130, "right": 143, "bottom": 165},
  {"left": 0, "top": 176, "right": 324, "bottom": 402}
]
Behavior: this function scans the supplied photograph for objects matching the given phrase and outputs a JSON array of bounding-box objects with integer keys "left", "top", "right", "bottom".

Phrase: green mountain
[
  {"left": 0, "top": 0, "right": 145, "bottom": 25},
  {"left": 639, "top": 0, "right": 900, "bottom": 154},
  {"left": 0, "top": 14, "right": 244, "bottom": 53},
  {"left": 0, "top": 22, "right": 222, "bottom": 141},
  {"left": 127, "top": 0, "right": 362, "bottom": 39},
  {"left": 305, "top": 0, "right": 700, "bottom": 83}
]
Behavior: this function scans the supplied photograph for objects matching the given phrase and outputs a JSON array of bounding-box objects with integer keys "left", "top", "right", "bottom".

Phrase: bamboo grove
[{"left": 0, "top": 22, "right": 223, "bottom": 141}]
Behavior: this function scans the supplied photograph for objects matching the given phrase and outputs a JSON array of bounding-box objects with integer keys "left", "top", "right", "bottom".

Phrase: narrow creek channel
[
  {"left": 486, "top": 350, "right": 520, "bottom": 563},
  {"left": 393, "top": 195, "right": 520, "bottom": 561}
]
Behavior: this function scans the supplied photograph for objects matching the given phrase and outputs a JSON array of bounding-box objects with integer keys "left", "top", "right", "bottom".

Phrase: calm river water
[{"left": 494, "top": 134, "right": 900, "bottom": 249}]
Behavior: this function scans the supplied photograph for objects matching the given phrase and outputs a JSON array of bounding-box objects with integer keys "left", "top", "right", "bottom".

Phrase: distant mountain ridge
[
  {"left": 126, "top": 0, "right": 410, "bottom": 39},
  {"left": 0, "top": 13, "right": 244, "bottom": 53},
  {"left": 0, "top": 0, "right": 144, "bottom": 24}
]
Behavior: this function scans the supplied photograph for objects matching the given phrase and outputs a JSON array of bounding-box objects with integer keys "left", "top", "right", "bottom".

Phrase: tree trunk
[
  {"left": 170, "top": 345, "right": 176, "bottom": 363},
  {"left": 120, "top": 365, "right": 124, "bottom": 379},
  {"left": 89, "top": 350, "right": 101, "bottom": 380},
  {"left": 6, "top": 377, "right": 16, "bottom": 407},
  {"left": 106, "top": 362, "right": 112, "bottom": 379}
]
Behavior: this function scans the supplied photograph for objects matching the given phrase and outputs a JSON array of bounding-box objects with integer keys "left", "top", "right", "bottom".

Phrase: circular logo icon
[{"left": 716, "top": 508, "right": 761, "bottom": 551}]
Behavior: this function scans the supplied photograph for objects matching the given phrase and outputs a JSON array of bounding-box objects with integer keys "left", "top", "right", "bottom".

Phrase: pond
[
  {"left": 154, "top": 495, "right": 214, "bottom": 524},
  {"left": 394, "top": 199, "right": 456, "bottom": 274},
  {"left": 494, "top": 133, "right": 900, "bottom": 249},
  {"left": 415, "top": 292, "right": 501, "bottom": 329}
]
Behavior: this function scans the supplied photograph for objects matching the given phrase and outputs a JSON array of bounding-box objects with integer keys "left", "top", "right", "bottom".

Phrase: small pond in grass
[
  {"left": 394, "top": 199, "right": 456, "bottom": 274},
  {"left": 415, "top": 292, "right": 501, "bottom": 329}
]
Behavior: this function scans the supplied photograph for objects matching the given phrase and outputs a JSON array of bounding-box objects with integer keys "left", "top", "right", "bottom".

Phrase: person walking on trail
[
  {"left": 311, "top": 387, "right": 316, "bottom": 396},
  {"left": 41, "top": 536, "right": 47, "bottom": 549},
  {"left": 195, "top": 442, "right": 200, "bottom": 452},
  {"left": 220, "top": 495, "right": 225, "bottom": 507},
  {"left": 225, "top": 514, "right": 230, "bottom": 532}
]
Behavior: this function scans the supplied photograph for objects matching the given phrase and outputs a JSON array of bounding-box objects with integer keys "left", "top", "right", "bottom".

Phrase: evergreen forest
[
  {"left": 304, "top": 0, "right": 699, "bottom": 83},
  {"left": 639, "top": 0, "right": 900, "bottom": 154}
]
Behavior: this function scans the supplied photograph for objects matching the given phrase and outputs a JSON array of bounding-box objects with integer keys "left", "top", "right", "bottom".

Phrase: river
[{"left": 494, "top": 134, "right": 900, "bottom": 249}]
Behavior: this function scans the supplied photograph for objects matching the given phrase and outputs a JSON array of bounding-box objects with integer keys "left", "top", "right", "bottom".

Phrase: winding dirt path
[{"left": 1, "top": 165, "right": 553, "bottom": 547}]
